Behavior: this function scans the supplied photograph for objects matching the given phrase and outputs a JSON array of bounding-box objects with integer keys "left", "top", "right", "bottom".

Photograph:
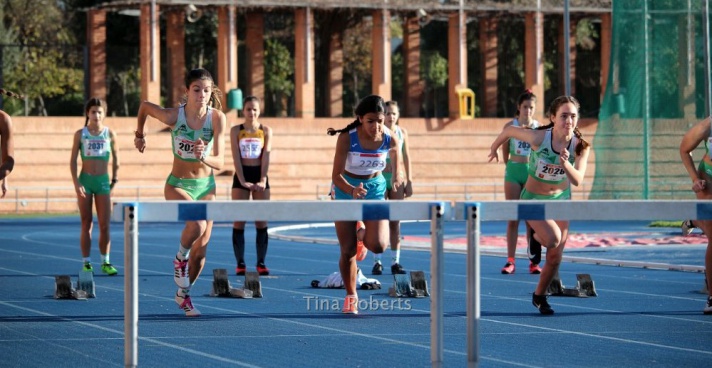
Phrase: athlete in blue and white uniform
[{"left": 327, "top": 95, "right": 402, "bottom": 314}]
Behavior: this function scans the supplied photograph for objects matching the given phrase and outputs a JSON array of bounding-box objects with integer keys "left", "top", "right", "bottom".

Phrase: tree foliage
[
  {"left": 264, "top": 38, "right": 294, "bottom": 116},
  {"left": 1, "top": 0, "right": 84, "bottom": 115},
  {"left": 343, "top": 18, "right": 373, "bottom": 106}
]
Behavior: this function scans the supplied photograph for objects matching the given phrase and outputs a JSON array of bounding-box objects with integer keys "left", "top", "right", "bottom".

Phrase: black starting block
[
  {"left": 54, "top": 275, "right": 89, "bottom": 300},
  {"left": 547, "top": 272, "right": 597, "bottom": 297},
  {"left": 389, "top": 271, "right": 430, "bottom": 298},
  {"left": 210, "top": 269, "right": 262, "bottom": 298}
]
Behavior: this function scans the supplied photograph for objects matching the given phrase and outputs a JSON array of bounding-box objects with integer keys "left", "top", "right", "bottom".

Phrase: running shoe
[
  {"left": 532, "top": 293, "right": 554, "bottom": 315},
  {"left": 256, "top": 262, "right": 270, "bottom": 276},
  {"left": 356, "top": 221, "right": 366, "bottom": 232},
  {"left": 173, "top": 257, "right": 190, "bottom": 288},
  {"left": 82, "top": 262, "right": 93, "bottom": 273},
  {"left": 682, "top": 220, "right": 695, "bottom": 236},
  {"left": 704, "top": 296, "right": 712, "bottom": 315},
  {"left": 101, "top": 263, "right": 118, "bottom": 276},
  {"left": 501, "top": 261, "right": 515, "bottom": 274},
  {"left": 529, "top": 262, "right": 542, "bottom": 274},
  {"left": 342, "top": 295, "right": 359, "bottom": 314},
  {"left": 175, "top": 293, "right": 201, "bottom": 317},
  {"left": 356, "top": 240, "right": 368, "bottom": 262},
  {"left": 527, "top": 229, "right": 542, "bottom": 265},
  {"left": 391, "top": 262, "right": 406, "bottom": 275},
  {"left": 372, "top": 261, "right": 383, "bottom": 275},
  {"left": 235, "top": 262, "right": 246, "bottom": 276}
]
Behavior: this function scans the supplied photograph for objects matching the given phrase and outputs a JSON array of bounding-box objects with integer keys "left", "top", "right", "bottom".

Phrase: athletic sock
[
  {"left": 256, "top": 227, "right": 268, "bottom": 264},
  {"left": 176, "top": 243, "right": 190, "bottom": 261},
  {"left": 100, "top": 254, "right": 109, "bottom": 264},
  {"left": 391, "top": 248, "right": 400, "bottom": 265},
  {"left": 232, "top": 228, "right": 245, "bottom": 264}
]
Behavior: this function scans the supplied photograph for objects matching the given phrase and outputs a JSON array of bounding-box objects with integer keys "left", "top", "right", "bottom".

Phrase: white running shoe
[
  {"left": 175, "top": 293, "right": 201, "bottom": 317},
  {"left": 173, "top": 258, "right": 190, "bottom": 288}
]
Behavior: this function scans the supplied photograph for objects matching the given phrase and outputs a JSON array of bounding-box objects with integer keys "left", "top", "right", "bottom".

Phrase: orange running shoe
[
  {"left": 356, "top": 221, "right": 366, "bottom": 232},
  {"left": 342, "top": 294, "right": 359, "bottom": 314},
  {"left": 356, "top": 240, "right": 368, "bottom": 261},
  {"left": 355, "top": 222, "right": 367, "bottom": 261}
]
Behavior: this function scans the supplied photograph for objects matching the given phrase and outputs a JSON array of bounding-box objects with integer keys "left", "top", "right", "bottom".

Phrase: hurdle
[
  {"left": 114, "top": 200, "right": 450, "bottom": 368},
  {"left": 116, "top": 199, "right": 712, "bottom": 368},
  {"left": 454, "top": 200, "right": 712, "bottom": 368}
]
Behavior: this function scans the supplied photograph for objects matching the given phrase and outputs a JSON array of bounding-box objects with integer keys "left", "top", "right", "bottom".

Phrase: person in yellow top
[
  {"left": 230, "top": 96, "right": 273, "bottom": 276},
  {"left": 70, "top": 98, "right": 120, "bottom": 276},
  {"left": 134, "top": 68, "right": 227, "bottom": 317}
]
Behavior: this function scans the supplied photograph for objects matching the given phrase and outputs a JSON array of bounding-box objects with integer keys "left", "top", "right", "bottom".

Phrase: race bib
[
  {"left": 513, "top": 139, "right": 531, "bottom": 156},
  {"left": 83, "top": 139, "right": 108, "bottom": 157},
  {"left": 174, "top": 136, "right": 196, "bottom": 159},
  {"left": 240, "top": 137, "right": 263, "bottom": 159},
  {"left": 535, "top": 158, "right": 566, "bottom": 182},
  {"left": 348, "top": 152, "right": 387, "bottom": 172}
]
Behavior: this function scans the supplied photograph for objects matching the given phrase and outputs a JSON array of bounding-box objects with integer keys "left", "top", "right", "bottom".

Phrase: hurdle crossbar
[
  {"left": 117, "top": 199, "right": 712, "bottom": 368},
  {"left": 114, "top": 200, "right": 449, "bottom": 368}
]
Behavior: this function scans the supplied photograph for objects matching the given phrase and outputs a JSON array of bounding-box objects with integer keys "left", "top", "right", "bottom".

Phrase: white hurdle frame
[
  {"left": 117, "top": 199, "right": 712, "bottom": 368},
  {"left": 114, "top": 200, "right": 450, "bottom": 368},
  {"left": 455, "top": 200, "right": 712, "bottom": 368}
]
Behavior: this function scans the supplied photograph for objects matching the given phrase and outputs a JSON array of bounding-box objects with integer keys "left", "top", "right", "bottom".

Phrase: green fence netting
[{"left": 590, "top": 0, "right": 711, "bottom": 199}]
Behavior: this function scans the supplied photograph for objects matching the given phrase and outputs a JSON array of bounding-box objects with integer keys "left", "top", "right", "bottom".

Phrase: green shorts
[
  {"left": 504, "top": 161, "right": 528, "bottom": 185},
  {"left": 382, "top": 171, "right": 405, "bottom": 191},
  {"left": 166, "top": 174, "right": 216, "bottom": 200},
  {"left": 520, "top": 187, "right": 571, "bottom": 200},
  {"left": 79, "top": 172, "right": 111, "bottom": 195}
]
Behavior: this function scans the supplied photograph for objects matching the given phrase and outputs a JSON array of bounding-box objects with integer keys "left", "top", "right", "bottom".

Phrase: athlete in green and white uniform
[
  {"left": 134, "top": 68, "right": 227, "bottom": 317},
  {"left": 499, "top": 91, "right": 541, "bottom": 275},
  {"left": 70, "top": 98, "right": 120, "bottom": 276},
  {"left": 489, "top": 96, "right": 591, "bottom": 315}
]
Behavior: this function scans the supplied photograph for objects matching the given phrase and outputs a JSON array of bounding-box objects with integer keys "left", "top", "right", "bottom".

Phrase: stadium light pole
[
  {"left": 564, "top": 0, "right": 571, "bottom": 96},
  {"left": 642, "top": 0, "right": 651, "bottom": 199},
  {"left": 704, "top": 0, "right": 712, "bottom": 117}
]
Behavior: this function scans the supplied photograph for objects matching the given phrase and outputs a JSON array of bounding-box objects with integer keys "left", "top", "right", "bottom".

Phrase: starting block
[
  {"left": 244, "top": 272, "right": 263, "bottom": 298},
  {"left": 210, "top": 269, "right": 262, "bottom": 298},
  {"left": 547, "top": 272, "right": 597, "bottom": 297},
  {"left": 388, "top": 271, "right": 430, "bottom": 298},
  {"left": 77, "top": 270, "right": 96, "bottom": 298},
  {"left": 54, "top": 275, "right": 89, "bottom": 300}
]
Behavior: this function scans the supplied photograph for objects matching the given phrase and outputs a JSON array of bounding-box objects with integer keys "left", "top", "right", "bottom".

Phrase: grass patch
[{"left": 649, "top": 220, "right": 683, "bottom": 228}]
